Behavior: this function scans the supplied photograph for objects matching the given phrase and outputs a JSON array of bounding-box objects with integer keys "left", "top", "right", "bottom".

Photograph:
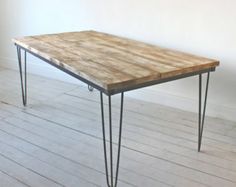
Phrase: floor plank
[
  {"left": 0, "top": 170, "right": 29, "bottom": 187},
  {"left": 0, "top": 68, "right": 235, "bottom": 187}
]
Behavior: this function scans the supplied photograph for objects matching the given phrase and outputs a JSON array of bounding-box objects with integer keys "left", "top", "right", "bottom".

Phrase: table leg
[
  {"left": 100, "top": 92, "right": 124, "bottom": 187},
  {"left": 198, "top": 72, "right": 210, "bottom": 152},
  {"left": 16, "top": 46, "right": 27, "bottom": 106}
]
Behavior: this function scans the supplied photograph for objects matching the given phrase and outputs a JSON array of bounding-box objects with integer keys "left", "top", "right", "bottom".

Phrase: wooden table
[{"left": 13, "top": 31, "right": 219, "bottom": 187}]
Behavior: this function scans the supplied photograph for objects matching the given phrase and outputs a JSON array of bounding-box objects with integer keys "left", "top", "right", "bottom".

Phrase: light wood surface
[
  {"left": 0, "top": 68, "right": 235, "bottom": 187},
  {"left": 13, "top": 31, "right": 219, "bottom": 94}
]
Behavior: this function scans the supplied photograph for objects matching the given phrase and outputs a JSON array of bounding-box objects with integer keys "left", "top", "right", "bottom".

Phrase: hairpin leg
[
  {"left": 100, "top": 92, "right": 124, "bottom": 187},
  {"left": 198, "top": 72, "right": 210, "bottom": 152},
  {"left": 16, "top": 46, "right": 27, "bottom": 106}
]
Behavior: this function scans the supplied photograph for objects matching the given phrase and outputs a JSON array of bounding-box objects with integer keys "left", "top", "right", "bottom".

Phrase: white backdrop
[{"left": 0, "top": 0, "right": 236, "bottom": 121}]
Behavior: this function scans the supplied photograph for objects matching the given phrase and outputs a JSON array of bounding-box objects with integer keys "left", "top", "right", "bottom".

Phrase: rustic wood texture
[{"left": 12, "top": 31, "right": 219, "bottom": 93}]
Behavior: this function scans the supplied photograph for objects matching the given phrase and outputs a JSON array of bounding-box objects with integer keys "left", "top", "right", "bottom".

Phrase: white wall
[{"left": 0, "top": 0, "right": 236, "bottom": 121}]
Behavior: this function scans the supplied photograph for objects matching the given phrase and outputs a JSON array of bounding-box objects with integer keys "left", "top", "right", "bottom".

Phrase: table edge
[{"left": 13, "top": 40, "right": 219, "bottom": 96}]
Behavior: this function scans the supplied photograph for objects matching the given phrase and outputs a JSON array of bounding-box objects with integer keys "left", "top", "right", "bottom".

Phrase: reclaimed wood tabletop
[{"left": 13, "top": 31, "right": 219, "bottom": 94}]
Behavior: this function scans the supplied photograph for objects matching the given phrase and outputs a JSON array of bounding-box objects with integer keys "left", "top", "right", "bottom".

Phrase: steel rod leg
[
  {"left": 100, "top": 92, "right": 124, "bottom": 187},
  {"left": 17, "top": 46, "right": 27, "bottom": 106},
  {"left": 115, "top": 92, "right": 124, "bottom": 187},
  {"left": 198, "top": 72, "right": 210, "bottom": 152}
]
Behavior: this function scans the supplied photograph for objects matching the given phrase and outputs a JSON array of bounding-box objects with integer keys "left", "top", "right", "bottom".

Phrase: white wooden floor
[{"left": 0, "top": 67, "right": 236, "bottom": 187}]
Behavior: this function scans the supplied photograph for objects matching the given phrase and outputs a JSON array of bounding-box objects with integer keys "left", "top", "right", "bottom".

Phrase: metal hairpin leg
[
  {"left": 198, "top": 72, "right": 210, "bottom": 152},
  {"left": 16, "top": 46, "right": 27, "bottom": 106},
  {"left": 100, "top": 92, "right": 124, "bottom": 187}
]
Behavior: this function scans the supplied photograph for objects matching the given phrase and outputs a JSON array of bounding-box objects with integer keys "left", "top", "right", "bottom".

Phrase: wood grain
[{"left": 12, "top": 31, "right": 219, "bottom": 94}]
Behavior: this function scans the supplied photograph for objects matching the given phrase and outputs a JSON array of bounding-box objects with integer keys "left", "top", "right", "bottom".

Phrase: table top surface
[{"left": 13, "top": 31, "right": 219, "bottom": 94}]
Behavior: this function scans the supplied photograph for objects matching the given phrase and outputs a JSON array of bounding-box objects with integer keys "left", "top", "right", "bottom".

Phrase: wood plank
[
  {"left": 6, "top": 112, "right": 236, "bottom": 185},
  {"left": 0, "top": 131, "right": 133, "bottom": 187},
  {"left": 63, "top": 89, "right": 236, "bottom": 149},
  {"left": 0, "top": 121, "right": 169, "bottom": 187},
  {"left": 0, "top": 141, "right": 98, "bottom": 187},
  {"left": 0, "top": 171, "right": 29, "bottom": 187},
  {"left": 1, "top": 68, "right": 235, "bottom": 187},
  {"left": 30, "top": 90, "right": 236, "bottom": 154},
  {"left": 10, "top": 105, "right": 236, "bottom": 187},
  {"left": 2, "top": 116, "right": 206, "bottom": 187},
  {"left": 0, "top": 153, "right": 62, "bottom": 187},
  {"left": 12, "top": 31, "right": 219, "bottom": 93},
  {"left": 2, "top": 115, "right": 215, "bottom": 187},
  {"left": 65, "top": 87, "right": 236, "bottom": 133}
]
